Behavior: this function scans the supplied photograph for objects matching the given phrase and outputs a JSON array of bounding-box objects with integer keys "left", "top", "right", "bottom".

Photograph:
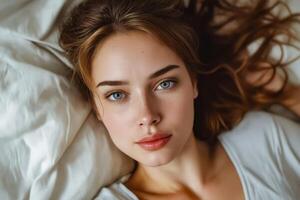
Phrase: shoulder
[
  {"left": 218, "top": 111, "right": 300, "bottom": 198},
  {"left": 218, "top": 110, "right": 300, "bottom": 174},
  {"left": 218, "top": 111, "right": 275, "bottom": 163},
  {"left": 220, "top": 110, "right": 300, "bottom": 147}
]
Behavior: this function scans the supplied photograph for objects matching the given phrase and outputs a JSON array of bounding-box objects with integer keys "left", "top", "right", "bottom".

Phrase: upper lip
[{"left": 136, "top": 133, "right": 172, "bottom": 143}]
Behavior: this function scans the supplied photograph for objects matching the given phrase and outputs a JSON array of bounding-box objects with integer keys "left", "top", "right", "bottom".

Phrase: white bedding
[
  {"left": 0, "top": 0, "right": 299, "bottom": 199},
  {"left": 0, "top": 0, "right": 134, "bottom": 199}
]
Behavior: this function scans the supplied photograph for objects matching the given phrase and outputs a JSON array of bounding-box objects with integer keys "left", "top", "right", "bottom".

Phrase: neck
[{"left": 126, "top": 134, "right": 223, "bottom": 196}]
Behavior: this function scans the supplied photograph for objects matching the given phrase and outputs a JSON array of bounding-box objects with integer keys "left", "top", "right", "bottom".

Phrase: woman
[{"left": 59, "top": 0, "right": 300, "bottom": 199}]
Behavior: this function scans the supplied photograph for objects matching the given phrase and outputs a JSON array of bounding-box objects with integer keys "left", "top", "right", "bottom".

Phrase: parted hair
[{"left": 59, "top": 0, "right": 300, "bottom": 143}]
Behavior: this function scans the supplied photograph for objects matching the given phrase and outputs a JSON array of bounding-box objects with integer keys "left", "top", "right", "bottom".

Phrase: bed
[{"left": 0, "top": 0, "right": 299, "bottom": 199}]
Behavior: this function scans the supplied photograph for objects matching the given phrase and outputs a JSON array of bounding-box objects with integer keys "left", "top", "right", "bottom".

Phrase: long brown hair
[{"left": 59, "top": 0, "right": 300, "bottom": 143}]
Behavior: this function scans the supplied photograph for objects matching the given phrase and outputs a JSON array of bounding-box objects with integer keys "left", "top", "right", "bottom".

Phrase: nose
[
  {"left": 139, "top": 115, "right": 160, "bottom": 127},
  {"left": 137, "top": 95, "right": 161, "bottom": 127}
]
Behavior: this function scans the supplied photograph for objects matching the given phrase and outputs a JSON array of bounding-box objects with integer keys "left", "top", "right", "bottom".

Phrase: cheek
[
  {"left": 167, "top": 85, "right": 195, "bottom": 117},
  {"left": 163, "top": 87, "right": 195, "bottom": 134},
  {"left": 174, "top": 96, "right": 194, "bottom": 127},
  {"left": 101, "top": 112, "right": 133, "bottom": 149}
]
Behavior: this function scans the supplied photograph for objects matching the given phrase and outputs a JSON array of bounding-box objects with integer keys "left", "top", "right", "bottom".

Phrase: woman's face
[{"left": 91, "top": 31, "right": 198, "bottom": 167}]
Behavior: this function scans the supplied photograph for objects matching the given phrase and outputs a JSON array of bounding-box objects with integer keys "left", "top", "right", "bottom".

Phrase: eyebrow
[{"left": 96, "top": 64, "right": 180, "bottom": 87}]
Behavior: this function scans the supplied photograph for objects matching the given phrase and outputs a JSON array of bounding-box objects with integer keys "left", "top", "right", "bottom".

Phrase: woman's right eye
[{"left": 106, "top": 91, "right": 126, "bottom": 102}]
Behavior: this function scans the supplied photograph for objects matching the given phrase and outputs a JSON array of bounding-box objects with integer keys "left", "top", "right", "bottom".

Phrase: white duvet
[{"left": 0, "top": 0, "right": 299, "bottom": 200}]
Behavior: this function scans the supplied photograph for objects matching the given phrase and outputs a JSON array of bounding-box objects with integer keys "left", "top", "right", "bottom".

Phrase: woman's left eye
[{"left": 156, "top": 79, "right": 177, "bottom": 90}]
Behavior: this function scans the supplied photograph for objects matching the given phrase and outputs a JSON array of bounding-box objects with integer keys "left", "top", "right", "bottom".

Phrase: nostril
[
  {"left": 139, "top": 113, "right": 161, "bottom": 127},
  {"left": 139, "top": 118, "right": 158, "bottom": 127}
]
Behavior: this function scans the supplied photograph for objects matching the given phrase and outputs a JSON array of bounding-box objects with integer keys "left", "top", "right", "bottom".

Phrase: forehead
[{"left": 91, "top": 31, "right": 186, "bottom": 82}]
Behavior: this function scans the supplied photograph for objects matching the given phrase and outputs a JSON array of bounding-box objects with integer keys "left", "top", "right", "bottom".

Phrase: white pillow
[
  {"left": 0, "top": 0, "right": 134, "bottom": 199},
  {"left": 0, "top": 0, "right": 299, "bottom": 199}
]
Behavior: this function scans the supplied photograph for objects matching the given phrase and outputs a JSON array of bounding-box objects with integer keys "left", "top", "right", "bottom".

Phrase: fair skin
[{"left": 91, "top": 31, "right": 244, "bottom": 199}]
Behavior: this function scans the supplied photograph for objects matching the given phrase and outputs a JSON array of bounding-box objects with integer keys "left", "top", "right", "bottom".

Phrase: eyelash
[{"left": 104, "top": 78, "right": 178, "bottom": 102}]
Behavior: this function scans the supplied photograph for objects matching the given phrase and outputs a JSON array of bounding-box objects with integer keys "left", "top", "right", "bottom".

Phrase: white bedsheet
[{"left": 0, "top": 0, "right": 299, "bottom": 199}]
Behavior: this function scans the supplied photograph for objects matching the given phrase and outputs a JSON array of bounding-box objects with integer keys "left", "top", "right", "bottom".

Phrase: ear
[{"left": 192, "top": 78, "right": 198, "bottom": 99}]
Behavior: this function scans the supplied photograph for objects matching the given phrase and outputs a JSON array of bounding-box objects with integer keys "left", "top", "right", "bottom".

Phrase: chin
[{"left": 139, "top": 151, "right": 175, "bottom": 167}]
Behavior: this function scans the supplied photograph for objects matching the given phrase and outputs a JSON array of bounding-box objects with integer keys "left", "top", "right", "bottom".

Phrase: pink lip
[
  {"left": 136, "top": 133, "right": 171, "bottom": 143},
  {"left": 136, "top": 133, "right": 172, "bottom": 151}
]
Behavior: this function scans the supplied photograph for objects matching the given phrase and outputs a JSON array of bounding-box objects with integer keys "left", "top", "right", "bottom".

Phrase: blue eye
[
  {"left": 156, "top": 80, "right": 176, "bottom": 90},
  {"left": 106, "top": 92, "right": 126, "bottom": 101}
]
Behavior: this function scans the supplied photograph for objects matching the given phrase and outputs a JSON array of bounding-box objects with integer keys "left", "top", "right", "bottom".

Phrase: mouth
[{"left": 136, "top": 134, "right": 172, "bottom": 151}]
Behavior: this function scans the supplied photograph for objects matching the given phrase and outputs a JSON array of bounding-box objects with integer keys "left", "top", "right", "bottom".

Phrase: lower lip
[{"left": 137, "top": 135, "right": 172, "bottom": 151}]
